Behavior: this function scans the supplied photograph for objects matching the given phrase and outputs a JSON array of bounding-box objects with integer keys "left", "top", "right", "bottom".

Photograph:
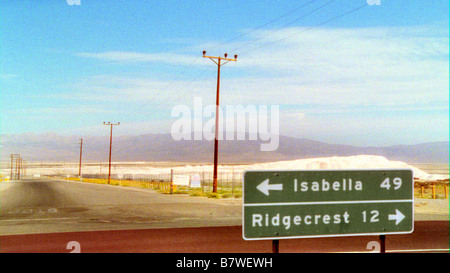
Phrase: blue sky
[{"left": 0, "top": 0, "right": 448, "bottom": 146}]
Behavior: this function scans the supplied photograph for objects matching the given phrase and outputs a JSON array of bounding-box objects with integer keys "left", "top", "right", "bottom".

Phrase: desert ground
[{"left": 2, "top": 155, "right": 448, "bottom": 220}]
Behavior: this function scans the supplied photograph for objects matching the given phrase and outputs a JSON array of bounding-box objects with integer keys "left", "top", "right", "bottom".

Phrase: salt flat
[{"left": 17, "top": 155, "right": 448, "bottom": 181}]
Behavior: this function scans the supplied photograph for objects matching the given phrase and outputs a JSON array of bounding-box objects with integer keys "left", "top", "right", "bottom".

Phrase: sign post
[{"left": 242, "top": 169, "right": 414, "bottom": 242}]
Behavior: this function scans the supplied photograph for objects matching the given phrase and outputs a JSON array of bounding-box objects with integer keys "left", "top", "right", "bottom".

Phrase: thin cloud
[
  {"left": 75, "top": 51, "right": 203, "bottom": 66},
  {"left": 72, "top": 25, "right": 448, "bottom": 110},
  {"left": 66, "top": 24, "right": 448, "bottom": 145},
  {"left": 0, "top": 73, "right": 18, "bottom": 80}
]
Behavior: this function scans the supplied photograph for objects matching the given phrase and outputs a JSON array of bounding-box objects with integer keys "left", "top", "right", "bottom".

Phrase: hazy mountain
[{"left": 0, "top": 133, "right": 448, "bottom": 164}]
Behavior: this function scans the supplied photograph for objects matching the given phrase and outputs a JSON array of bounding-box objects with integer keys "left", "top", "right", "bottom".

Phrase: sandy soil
[{"left": 414, "top": 198, "right": 449, "bottom": 215}]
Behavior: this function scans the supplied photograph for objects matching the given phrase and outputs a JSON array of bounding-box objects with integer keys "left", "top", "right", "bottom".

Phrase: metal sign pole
[
  {"left": 272, "top": 240, "right": 279, "bottom": 253},
  {"left": 379, "top": 235, "right": 386, "bottom": 253}
]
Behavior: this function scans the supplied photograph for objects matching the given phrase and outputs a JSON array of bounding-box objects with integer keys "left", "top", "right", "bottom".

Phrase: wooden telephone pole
[
  {"left": 103, "top": 122, "right": 120, "bottom": 184},
  {"left": 202, "top": 51, "right": 237, "bottom": 193},
  {"left": 10, "top": 154, "right": 20, "bottom": 180},
  {"left": 78, "top": 138, "right": 83, "bottom": 177}
]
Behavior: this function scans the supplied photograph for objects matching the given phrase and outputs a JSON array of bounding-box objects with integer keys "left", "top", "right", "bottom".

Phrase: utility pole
[
  {"left": 103, "top": 122, "right": 120, "bottom": 184},
  {"left": 78, "top": 138, "right": 83, "bottom": 177},
  {"left": 10, "top": 154, "right": 13, "bottom": 179},
  {"left": 16, "top": 155, "right": 21, "bottom": 180},
  {"left": 23, "top": 159, "right": 27, "bottom": 178},
  {"left": 202, "top": 51, "right": 237, "bottom": 193},
  {"left": 10, "top": 154, "right": 20, "bottom": 180}
]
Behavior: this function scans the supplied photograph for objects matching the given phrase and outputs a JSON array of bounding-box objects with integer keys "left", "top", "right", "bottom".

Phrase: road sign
[
  {"left": 173, "top": 175, "right": 190, "bottom": 186},
  {"left": 242, "top": 169, "right": 414, "bottom": 240}
]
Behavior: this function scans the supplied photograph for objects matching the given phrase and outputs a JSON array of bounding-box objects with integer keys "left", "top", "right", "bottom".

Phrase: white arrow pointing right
[{"left": 388, "top": 209, "right": 405, "bottom": 225}]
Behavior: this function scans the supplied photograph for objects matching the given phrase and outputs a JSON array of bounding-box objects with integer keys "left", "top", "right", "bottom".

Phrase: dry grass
[{"left": 65, "top": 177, "right": 242, "bottom": 198}]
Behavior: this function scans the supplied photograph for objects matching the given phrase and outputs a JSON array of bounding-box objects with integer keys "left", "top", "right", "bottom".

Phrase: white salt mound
[
  {"left": 24, "top": 155, "right": 447, "bottom": 181},
  {"left": 236, "top": 155, "right": 446, "bottom": 181},
  {"left": 169, "top": 155, "right": 447, "bottom": 181}
]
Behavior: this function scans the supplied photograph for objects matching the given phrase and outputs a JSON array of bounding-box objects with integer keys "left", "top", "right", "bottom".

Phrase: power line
[
  {"left": 119, "top": 55, "right": 202, "bottom": 122},
  {"left": 118, "top": 1, "right": 331, "bottom": 123},
  {"left": 238, "top": 2, "right": 369, "bottom": 55},
  {"left": 114, "top": 1, "right": 370, "bottom": 131},
  {"left": 231, "top": 0, "right": 338, "bottom": 53},
  {"left": 208, "top": 0, "right": 319, "bottom": 51},
  {"left": 130, "top": 65, "right": 216, "bottom": 123},
  {"left": 147, "top": 1, "right": 368, "bottom": 120}
]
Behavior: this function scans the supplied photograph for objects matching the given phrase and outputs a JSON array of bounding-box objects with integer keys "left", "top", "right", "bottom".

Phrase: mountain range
[{"left": 0, "top": 133, "right": 448, "bottom": 164}]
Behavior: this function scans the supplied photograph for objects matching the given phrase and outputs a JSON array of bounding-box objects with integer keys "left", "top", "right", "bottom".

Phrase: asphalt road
[
  {"left": 0, "top": 178, "right": 448, "bottom": 253},
  {"left": 0, "top": 178, "right": 242, "bottom": 235}
]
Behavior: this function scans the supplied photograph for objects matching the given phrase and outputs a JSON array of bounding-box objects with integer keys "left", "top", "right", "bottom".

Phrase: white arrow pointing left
[
  {"left": 257, "top": 179, "right": 283, "bottom": 196},
  {"left": 388, "top": 209, "right": 405, "bottom": 225}
]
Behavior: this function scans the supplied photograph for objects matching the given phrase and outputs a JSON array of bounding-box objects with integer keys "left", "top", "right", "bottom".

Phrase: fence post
[
  {"left": 170, "top": 169, "right": 173, "bottom": 194},
  {"left": 201, "top": 171, "right": 205, "bottom": 194}
]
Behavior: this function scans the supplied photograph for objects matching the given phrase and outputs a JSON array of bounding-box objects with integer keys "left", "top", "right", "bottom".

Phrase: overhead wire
[
  {"left": 207, "top": 0, "right": 318, "bottom": 52},
  {"left": 119, "top": 55, "right": 202, "bottom": 122},
  {"left": 131, "top": 65, "right": 216, "bottom": 122},
  {"left": 117, "top": 0, "right": 370, "bottom": 128},
  {"left": 237, "top": 2, "right": 369, "bottom": 55},
  {"left": 124, "top": 0, "right": 335, "bottom": 123},
  {"left": 230, "top": 0, "right": 338, "bottom": 53},
  {"left": 121, "top": 1, "right": 324, "bottom": 124}
]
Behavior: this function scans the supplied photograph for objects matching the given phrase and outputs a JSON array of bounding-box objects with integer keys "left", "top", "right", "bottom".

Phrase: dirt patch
[{"left": 414, "top": 198, "right": 449, "bottom": 215}]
